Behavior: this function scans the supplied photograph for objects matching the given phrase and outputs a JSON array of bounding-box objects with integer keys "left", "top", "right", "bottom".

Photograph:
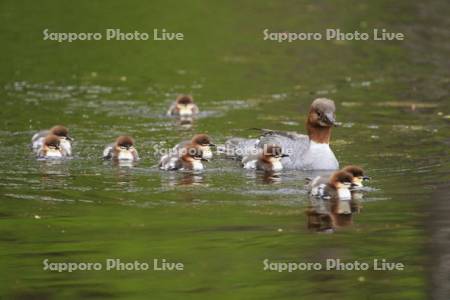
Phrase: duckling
[
  {"left": 32, "top": 125, "right": 73, "bottom": 156},
  {"left": 172, "top": 134, "right": 215, "bottom": 159},
  {"left": 308, "top": 170, "right": 354, "bottom": 200},
  {"left": 307, "top": 165, "right": 370, "bottom": 189},
  {"left": 36, "top": 134, "right": 66, "bottom": 159},
  {"left": 167, "top": 95, "right": 199, "bottom": 117},
  {"left": 242, "top": 144, "right": 289, "bottom": 172},
  {"left": 159, "top": 144, "right": 207, "bottom": 171},
  {"left": 103, "top": 136, "right": 139, "bottom": 161}
]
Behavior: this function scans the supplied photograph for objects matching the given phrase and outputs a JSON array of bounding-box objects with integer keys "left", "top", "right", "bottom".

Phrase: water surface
[{"left": 0, "top": 0, "right": 449, "bottom": 299}]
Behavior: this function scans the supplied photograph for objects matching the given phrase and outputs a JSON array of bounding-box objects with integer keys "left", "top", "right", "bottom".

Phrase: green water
[{"left": 1, "top": 0, "right": 449, "bottom": 299}]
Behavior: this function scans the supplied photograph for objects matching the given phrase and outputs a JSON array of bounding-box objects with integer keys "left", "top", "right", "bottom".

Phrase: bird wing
[
  {"left": 102, "top": 144, "right": 114, "bottom": 159},
  {"left": 257, "top": 129, "right": 310, "bottom": 168}
]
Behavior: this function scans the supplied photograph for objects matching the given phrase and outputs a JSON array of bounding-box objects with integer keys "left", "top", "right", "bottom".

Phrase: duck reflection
[
  {"left": 38, "top": 159, "right": 71, "bottom": 186},
  {"left": 178, "top": 116, "right": 195, "bottom": 128},
  {"left": 111, "top": 159, "right": 137, "bottom": 168},
  {"left": 306, "top": 196, "right": 362, "bottom": 233},
  {"left": 259, "top": 171, "right": 282, "bottom": 184},
  {"left": 305, "top": 168, "right": 369, "bottom": 232},
  {"left": 244, "top": 170, "right": 283, "bottom": 184},
  {"left": 166, "top": 171, "right": 205, "bottom": 187},
  {"left": 105, "top": 160, "right": 140, "bottom": 190}
]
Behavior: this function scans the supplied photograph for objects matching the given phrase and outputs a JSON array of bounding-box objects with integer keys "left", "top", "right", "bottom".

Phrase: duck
[
  {"left": 159, "top": 144, "right": 207, "bottom": 171},
  {"left": 242, "top": 144, "right": 289, "bottom": 172},
  {"left": 307, "top": 165, "right": 370, "bottom": 189},
  {"left": 223, "top": 98, "right": 339, "bottom": 170},
  {"left": 307, "top": 170, "right": 354, "bottom": 201},
  {"left": 172, "top": 134, "right": 215, "bottom": 159},
  {"left": 159, "top": 134, "right": 215, "bottom": 170},
  {"left": 31, "top": 125, "right": 73, "bottom": 156},
  {"left": 103, "top": 136, "right": 139, "bottom": 161},
  {"left": 167, "top": 95, "right": 199, "bottom": 117},
  {"left": 36, "top": 134, "right": 67, "bottom": 159}
]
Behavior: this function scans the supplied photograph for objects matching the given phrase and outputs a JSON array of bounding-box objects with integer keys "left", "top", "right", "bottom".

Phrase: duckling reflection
[
  {"left": 177, "top": 116, "right": 194, "bottom": 128},
  {"left": 37, "top": 159, "right": 71, "bottom": 188},
  {"left": 166, "top": 172, "right": 204, "bottom": 187},
  {"left": 105, "top": 162, "right": 141, "bottom": 191},
  {"left": 258, "top": 171, "right": 282, "bottom": 184},
  {"left": 305, "top": 170, "right": 363, "bottom": 232},
  {"left": 111, "top": 159, "right": 137, "bottom": 168},
  {"left": 306, "top": 196, "right": 362, "bottom": 232}
]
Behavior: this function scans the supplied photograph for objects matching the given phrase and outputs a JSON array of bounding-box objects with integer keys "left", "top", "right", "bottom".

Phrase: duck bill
[
  {"left": 324, "top": 112, "right": 339, "bottom": 127},
  {"left": 351, "top": 178, "right": 363, "bottom": 188},
  {"left": 281, "top": 154, "right": 290, "bottom": 158}
]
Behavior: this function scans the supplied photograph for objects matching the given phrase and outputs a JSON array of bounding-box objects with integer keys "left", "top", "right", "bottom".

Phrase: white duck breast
[
  {"left": 118, "top": 150, "right": 134, "bottom": 160},
  {"left": 337, "top": 188, "right": 352, "bottom": 200},
  {"left": 178, "top": 104, "right": 195, "bottom": 116},
  {"left": 45, "top": 149, "right": 63, "bottom": 158},
  {"left": 189, "top": 160, "right": 204, "bottom": 171},
  {"left": 300, "top": 141, "right": 338, "bottom": 170},
  {"left": 270, "top": 160, "right": 283, "bottom": 171}
]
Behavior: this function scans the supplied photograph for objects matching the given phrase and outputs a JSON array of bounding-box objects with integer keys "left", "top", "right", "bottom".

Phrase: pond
[{"left": 0, "top": 0, "right": 449, "bottom": 299}]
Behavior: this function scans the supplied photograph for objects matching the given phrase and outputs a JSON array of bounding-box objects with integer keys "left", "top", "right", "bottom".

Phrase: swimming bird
[
  {"left": 172, "top": 134, "right": 215, "bottom": 159},
  {"left": 159, "top": 144, "right": 207, "bottom": 171},
  {"left": 167, "top": 95, "right": 199, "bottom": 117},
  {"left": 103, "top": 136, "right": 139, "bottom": 161},
  {"left": 307, "top": 170, "right": 354, "bottom": 201},
  {"left": 36, "top": 134, "right": 66, "bottom": 159},
  {"left": 31, "top": 125, "right": 73, "bottom": 156},
  {"left": 224, "top": 98, "right": 339, "bottom": 170},
  {"left": 307, "top": 165, "right": 370, "bottom": 189},
  {"left": 242, "top": 144, "right": 289, "bottom": 172},
  {"left": 159, "top": 134, "right": 215, "bottom": 170}
]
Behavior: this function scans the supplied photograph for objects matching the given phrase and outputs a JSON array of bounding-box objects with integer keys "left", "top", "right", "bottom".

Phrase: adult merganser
[
  {"left": 167, "top": 95, "right": 199, "bottom": 117},
  {"left": 103, "top": 136, "right": 139, "bottom": 161},
  {"left": 242, "top": 144, "right": 289, "bottom": 172},
  {"left": 31, "top": 125, "right": 73, "bottom": 156},
  {"left": 159, "top": 144, "right": 207, "bottom": 171},
  {"left": 36, "top": 134, "right": 66, "bottom": 159},
  {"left": 307, "top": 170, "right": 354, "bottom": 201},
  {"left": 224, "top": 98, "right": 339, "bottom": 170}
]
